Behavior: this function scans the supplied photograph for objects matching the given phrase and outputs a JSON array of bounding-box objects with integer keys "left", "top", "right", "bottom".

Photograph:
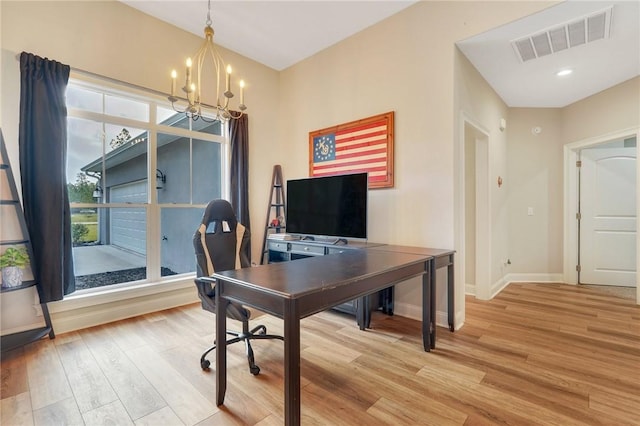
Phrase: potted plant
[{"left": 1, "top": 246, "right": 30, "bottom": 288}]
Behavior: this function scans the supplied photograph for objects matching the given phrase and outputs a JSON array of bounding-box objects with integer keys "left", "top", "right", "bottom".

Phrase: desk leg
[
  {"left": 448, "top": 254, "right": 455, "bottom": 332},
  {"left": 422, "top": 262, "right": 432, "bottom": 352},
  {"left": 430, "top": 259, "right": 437, "bottom": 349},
  {"left": 284, "top": 301, "right": 301, "bottom": 426},
  {"left": 215, "top": 285, "right": 227, "bottom": 406},
  {"left": 357, "top": 295, "right": 370, "bottom": 330}
]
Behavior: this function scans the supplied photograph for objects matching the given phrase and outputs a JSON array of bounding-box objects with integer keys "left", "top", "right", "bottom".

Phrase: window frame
[{"left": 66, "top": 73, "right": 229, "bottom": 294}]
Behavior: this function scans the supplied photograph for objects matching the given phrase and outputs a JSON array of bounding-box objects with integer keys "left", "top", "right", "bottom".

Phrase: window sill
[
  {"left": 50, "top": 274, "right": 195, "bottom": 313},
  {"left": 47, "top": 275, "right": 199, "bottom": 334}
]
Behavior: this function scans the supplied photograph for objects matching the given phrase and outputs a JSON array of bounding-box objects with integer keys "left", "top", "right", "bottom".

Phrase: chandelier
[{"left": 168, "top": 0, "right": 247, "bottom": 123}]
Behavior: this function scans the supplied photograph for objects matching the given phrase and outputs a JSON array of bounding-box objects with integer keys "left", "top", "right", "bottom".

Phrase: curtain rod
[{"left": 14, "top": 53, "right": 216, "bottom": 109}]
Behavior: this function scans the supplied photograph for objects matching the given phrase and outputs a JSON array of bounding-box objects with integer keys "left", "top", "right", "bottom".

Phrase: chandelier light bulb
[
  {"left": 239, "top": 80, "right": 245, "bottom": 107},
  {"left": 170, "top": 70, "right": 177, "bottom": 97}
]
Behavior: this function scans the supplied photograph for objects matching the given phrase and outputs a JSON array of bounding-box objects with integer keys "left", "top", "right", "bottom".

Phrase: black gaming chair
[{"left": 193, "top": 199, "right": 283, "bottom": 375}]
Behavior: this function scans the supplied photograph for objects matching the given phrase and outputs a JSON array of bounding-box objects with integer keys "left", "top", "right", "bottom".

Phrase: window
[{"left": 66, "top": 78, "right": 227, "bottom": 293}]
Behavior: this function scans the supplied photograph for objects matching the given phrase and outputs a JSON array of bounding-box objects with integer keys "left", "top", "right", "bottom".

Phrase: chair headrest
[{"left": 201, "top": 199, "right": 238, "bottom": 231}]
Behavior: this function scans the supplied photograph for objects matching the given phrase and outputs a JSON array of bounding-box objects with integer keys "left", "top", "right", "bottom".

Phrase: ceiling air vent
[{"left": 511, "top": 6, "right": 612, "bottom": 63}]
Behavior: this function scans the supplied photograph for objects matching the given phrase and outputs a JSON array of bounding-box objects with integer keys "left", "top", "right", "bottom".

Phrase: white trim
[
  {"left": 50, "top": 276, "right": 194, "bottom": 313},
  {"left": 48, "top": 277, "right": 198, "bottom": 334},
  {"left": 465, "top": 283, "right": 476, "bottom": 296},
  {"left": 505, "top": 273, "right": 564, "bottom": 283},
  {"left": 457, "top": 112, "right": 492, "bottom": 301},
  {"left": 563, "top": 126, "right": 639, "bottom": 305},
  {"left": 490, "top": 275, "right": 510, "bottom": 298},
  {"left": 393, "top": 302, "right": 453, "bottom": 330},
  {"left": 1, "top": 322, "right": 47, "bottom": 337}
]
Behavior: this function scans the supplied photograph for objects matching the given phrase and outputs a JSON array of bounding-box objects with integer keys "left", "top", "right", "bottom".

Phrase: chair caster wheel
[
  {"left": 201, "top": 359, "right": 210, "bottom": 370},
  {"left": 250, "top": 365, "right": 260, "bottom": 375}
]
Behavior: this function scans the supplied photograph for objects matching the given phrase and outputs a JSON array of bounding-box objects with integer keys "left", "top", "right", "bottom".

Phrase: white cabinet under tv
[{"left": 266, "top": 238, "right": 393, "bottom": 325}]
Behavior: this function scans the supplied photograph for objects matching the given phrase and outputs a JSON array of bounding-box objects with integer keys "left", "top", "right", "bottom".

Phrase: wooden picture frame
[{"left": 308, "top": 111, "right": 394, "bottom": 189}]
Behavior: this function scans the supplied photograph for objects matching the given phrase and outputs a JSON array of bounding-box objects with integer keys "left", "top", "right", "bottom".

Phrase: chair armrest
[{"left": 194, "top": 276, "right": 216, "bottom": 299}]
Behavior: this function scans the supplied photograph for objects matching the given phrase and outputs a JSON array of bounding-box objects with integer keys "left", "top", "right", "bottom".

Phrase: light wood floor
[{"left": 1, "top": 282, "right": 639, "bottom": 425}]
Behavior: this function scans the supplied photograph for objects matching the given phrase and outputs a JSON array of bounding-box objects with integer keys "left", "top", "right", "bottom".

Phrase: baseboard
[
  {"left": 465, "top": 283, "right": 476, "bottom": 296},
  {"left": 504, "top": 273, "right": 564, "bottom": 284},
  {"left": 491, "top": 276, "right": 510, "bottom": 298},
  {"left": 0, "top": 321, "right": 47, "bottom": 337},
  {"left": 393, "top": 302, "right": 451, "bottom": 329}
]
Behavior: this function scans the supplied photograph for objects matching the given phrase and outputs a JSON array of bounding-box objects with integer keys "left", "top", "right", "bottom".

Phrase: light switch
[{"left": 527, "top": 207, "right": 534, "bottom": 216}]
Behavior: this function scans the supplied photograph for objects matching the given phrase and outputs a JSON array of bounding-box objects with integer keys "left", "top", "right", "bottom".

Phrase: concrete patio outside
[{"left": 73, "top": 245, "right": 145, "bottom": 276}]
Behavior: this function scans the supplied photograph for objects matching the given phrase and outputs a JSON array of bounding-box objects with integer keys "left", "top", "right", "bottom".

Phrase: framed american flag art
[{"left": 308, "top": 111, "right": 394, "bottom": 189}]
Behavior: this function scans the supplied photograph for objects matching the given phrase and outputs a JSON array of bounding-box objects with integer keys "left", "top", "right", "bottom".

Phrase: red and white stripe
[{"left": 312, "top": 120, "right": 388, "bottom": 183}]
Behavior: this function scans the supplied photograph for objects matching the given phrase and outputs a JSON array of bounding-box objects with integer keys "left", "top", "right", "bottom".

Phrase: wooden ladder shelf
[
  {"left": 1, "top": 130, "right": 55, "bottom": 353},
  {"left": 260, "top": 165, "right": 286, "bottom": 265}
]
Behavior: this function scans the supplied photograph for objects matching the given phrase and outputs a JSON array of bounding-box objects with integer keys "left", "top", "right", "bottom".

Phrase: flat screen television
[{"left": 286, "top": 173, "right": 368, "bottom": 242}]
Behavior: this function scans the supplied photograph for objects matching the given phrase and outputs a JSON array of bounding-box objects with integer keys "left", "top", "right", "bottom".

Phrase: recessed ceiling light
[{"left": 556, "top": 69, "right": 573, "bottom": 77}]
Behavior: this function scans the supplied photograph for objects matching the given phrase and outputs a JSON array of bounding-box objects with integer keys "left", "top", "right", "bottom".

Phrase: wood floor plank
[
  {"left": 134, "top": 405, "right": 185, "bottom": 426},
  {"left": 126, "top": 344, "right": 218, "bottom": 425},
  {"left": 589, "top": 388, "right": 640, "bottom": 425},
  {"left": 24, "top": 340, "right": 74, "bottom": 411},
  {"left": 79, "top": 325, "right": 167, "bottom": 420},
  {"left": 1, "top": 391, "right": 33, "bottom": 426},
  {"left": 55, "top": 338, "right": 119, "bottom": 413},
  {"left": 0, "top": 347, "right": 28, "bottom": 399},
  {"left": 367, "top": 395, "right": 467, "bottom": 425},
  {"left": 81, "top": 399, "right": 135, "bottom": 426},
  {"left": 32, "top": 396, "right": 83, "bottom": 426}
]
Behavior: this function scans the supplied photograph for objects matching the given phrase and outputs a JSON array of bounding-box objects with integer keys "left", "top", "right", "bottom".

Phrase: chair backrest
[{"left": 193, "top": 199, "right": 251, "bottom": 277}]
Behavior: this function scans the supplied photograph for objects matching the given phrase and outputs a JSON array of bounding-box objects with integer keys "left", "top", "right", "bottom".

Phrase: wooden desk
[
  {"left": 369, "top": 245, "right": 456, "bottom": 347},
  {"left": 213, "top": 249, "right": 433, "bottom": 426}
]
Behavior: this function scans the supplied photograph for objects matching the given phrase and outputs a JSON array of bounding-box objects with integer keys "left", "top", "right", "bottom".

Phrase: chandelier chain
[{"left": 206, "top": 0, "right": 212, "bottom": 27}]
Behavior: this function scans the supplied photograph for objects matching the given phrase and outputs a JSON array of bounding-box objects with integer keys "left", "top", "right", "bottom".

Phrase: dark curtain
[
  {"left": 229, "top": 114, "right": 250, "bottom": 230},
  {"left": 18, "top": 52, "right": 75, "bottom": 302}
]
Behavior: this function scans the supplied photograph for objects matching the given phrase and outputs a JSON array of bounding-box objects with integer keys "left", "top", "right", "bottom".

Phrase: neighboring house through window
[{"left": 66, "top": 77, "right": 228, "bottom": 292}]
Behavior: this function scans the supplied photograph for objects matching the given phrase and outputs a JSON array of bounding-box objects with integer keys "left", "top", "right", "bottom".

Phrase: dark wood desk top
[
  {"left": 368, "top": 244, "right": 455, "bottom": 258},
  {"left": 212, "top": 249, "right": 432, "bottom": 318}
]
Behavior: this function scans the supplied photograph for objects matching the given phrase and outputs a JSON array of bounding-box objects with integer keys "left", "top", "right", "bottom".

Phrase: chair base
[{"left": 200, "top": 323, "right": 283, "bottom": 375}]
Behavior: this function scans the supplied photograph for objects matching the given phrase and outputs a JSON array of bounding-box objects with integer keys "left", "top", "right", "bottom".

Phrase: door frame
[
  {"left": 563, "top": 126, "right": 640, "bottom": 303},
  {"left": 457, "top": 112, "right": 491, "bottom": 302}
]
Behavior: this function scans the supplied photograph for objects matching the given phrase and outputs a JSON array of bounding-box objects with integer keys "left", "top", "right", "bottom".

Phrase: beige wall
[
  {"left": 507, "top": 107, "right": 564, "bottom": 275},
  {"left": 562, "top": 77, "right": 640, "bottom": 143}
]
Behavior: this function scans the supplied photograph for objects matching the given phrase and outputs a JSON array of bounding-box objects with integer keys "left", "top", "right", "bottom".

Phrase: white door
[
  {"left": 110, "top": 180, "right": 147, "bottom": 255},
  {"left": 580, "top": 147, "right": 636, "bottom": 287}
]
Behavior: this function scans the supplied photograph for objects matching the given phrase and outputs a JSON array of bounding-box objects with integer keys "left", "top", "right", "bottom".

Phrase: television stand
[
  {"left": 300, "top": 236, "right": 348, "bottom": 245},
  {"left": 265, "top": 238, "right": 393, "bottom": 327}
]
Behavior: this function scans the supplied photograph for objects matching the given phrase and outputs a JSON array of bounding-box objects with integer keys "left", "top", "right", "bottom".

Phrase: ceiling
[
  {"left": 121, "top": 0, "right": 640, "bottom": 108},
  {"left": 457, "top": 0, "right": 640, "bottom": 107}
]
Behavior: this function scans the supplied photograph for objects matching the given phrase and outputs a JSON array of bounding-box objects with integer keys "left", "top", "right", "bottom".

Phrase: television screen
[{"left": 286, "top": 173, "right": 368, "bottom": 240}]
